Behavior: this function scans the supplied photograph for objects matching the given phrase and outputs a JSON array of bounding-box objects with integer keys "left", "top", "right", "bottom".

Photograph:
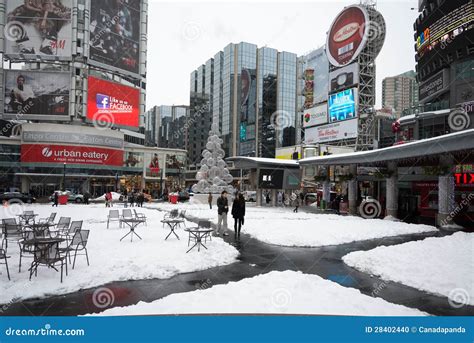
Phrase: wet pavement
[{"left": 2, "top": 209, "right": 473, "bottom": 316}]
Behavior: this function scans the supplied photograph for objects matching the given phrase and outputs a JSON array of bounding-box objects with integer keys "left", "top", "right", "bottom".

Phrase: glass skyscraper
[{"left": 190, "top": 42, "right": 298, "bottom": 159}]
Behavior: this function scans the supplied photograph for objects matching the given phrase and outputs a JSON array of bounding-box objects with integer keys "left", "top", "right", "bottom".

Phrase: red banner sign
[{"left": 21, "top": 144, "right": 123, "bottom": 166}]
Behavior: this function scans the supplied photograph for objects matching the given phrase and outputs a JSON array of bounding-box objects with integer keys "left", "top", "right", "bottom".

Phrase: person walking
[
  {"left": 216, "top": 191, "right": 229, "bottom": 236},
  {"left": 138, "top": 192, "right": 145, "bottom": 207},
  {"left": 52, "top": 191, "right": 59, "bottom": 207},
  {"left": 84, "top": 191, "right": 90, "bottom": 205},
  {"left": 208, "top": 192, "right": 213, "bottom": 209},
  {"left": 231, "top": 192, "right": 246, "bottom": 240},
  {"left": 107, "top": 191, "right": 113, "bottom": 207}
]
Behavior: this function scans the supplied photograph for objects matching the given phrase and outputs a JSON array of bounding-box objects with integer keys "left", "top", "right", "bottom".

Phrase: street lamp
[{"left": 62, "top": 163, "right": 67, "bottom": 191}]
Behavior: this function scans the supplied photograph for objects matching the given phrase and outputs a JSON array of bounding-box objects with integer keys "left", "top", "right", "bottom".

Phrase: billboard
[
  {"left": 303, "top": 103, "right": 328, "bottom": 128},
  {"left": 305, "top": 47, "right": 329, "bottom": 104},
  {"left": 89, "top": 0, "right": 141, "bottom": 75},
  {"left": 305, "top": 119, "right": 358, "bottom": 144},
  {"left": 419, "top": 68, "right": 450, "bottom": 102},
  {"left": 4, "top": 70, "right": 70, "bottom": 118},
  {"left": 4, "top": 0, "right": 72, "bottom": 58},
  {"left": 258, "top": 169, "right": 284, "bottom": 189},
  {"left": 87, "top": 76, "right": 140, "bottom": 129},
  {"left": 303, "top": 69, "right": 314, "bottom": 108},
  {"left": 326, "top": 5, "right": 369, "bottom": 67},
  {"left": 21, "top": 144, "right": 123, "bottom": 166},
  {"left": 328, "top": 88, "right": 358, "bottom": 123},
  {"left": 328, "top": 62, "right": 359, "bottom": 93}
]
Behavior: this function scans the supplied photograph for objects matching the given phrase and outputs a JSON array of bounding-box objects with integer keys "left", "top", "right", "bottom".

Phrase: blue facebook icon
[{"left": 96, "top": 94, "right": 110, "bottom": 109}]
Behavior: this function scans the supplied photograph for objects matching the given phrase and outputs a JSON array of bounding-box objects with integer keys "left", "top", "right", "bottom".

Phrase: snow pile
[
  {"left": 92, "top": 192, "right": 122, "bottom": 201},
  {"left": 92, "top": 271, "right": 427, "bottom": 316},
  {"left": 343, "top": 232, "right": 474, "bottom": 305},
  {"left": 149, "top": 203, "right": 437, "bottom": 247},
  {"left": 0, "top": 204, "right": 239, "bottom": 304}
]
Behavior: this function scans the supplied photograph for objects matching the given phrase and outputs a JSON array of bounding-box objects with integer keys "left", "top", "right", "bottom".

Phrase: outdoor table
[
  {"left": 120, "top": 218, "right": 145, "bottom": 242},
  {"left": 17, "top": 214, "right": 38, "bottom": 225},
  {"left": 24, "top": 222, "right": 55, "bottom": 237},
  {"left": 23, "top": 238, "right": 65, "bottom": 277},
  {"left": 184, "top": 227, "right": 213, "bottom": 253},
  {"left": 161, "top": 219, "right": 184, "bottom": 240}
]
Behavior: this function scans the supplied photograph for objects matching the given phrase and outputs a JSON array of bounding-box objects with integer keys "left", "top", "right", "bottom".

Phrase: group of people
[{"left": 210, "top": 191, "right": 246, "bottom": 241}]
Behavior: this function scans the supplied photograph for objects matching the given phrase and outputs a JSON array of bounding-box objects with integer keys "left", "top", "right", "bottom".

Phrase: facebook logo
[{"left": 96, "top": 94, "right": 110, "bottom": 109}]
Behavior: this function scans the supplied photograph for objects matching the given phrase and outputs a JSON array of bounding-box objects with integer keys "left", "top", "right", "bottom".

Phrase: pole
[{"left": 62, "top": 163, "right": 66, "bottom": 191}]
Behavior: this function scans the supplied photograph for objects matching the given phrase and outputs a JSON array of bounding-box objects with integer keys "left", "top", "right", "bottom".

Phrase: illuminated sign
[
  {"left": 87, "top": 76, "right": 140, "bottom": 129},
  {"left": 305, "top": 119, "right": 358, "bottom": 143},
  {"left": 328, "top": 88, "right": 357, "bottom": 123}
]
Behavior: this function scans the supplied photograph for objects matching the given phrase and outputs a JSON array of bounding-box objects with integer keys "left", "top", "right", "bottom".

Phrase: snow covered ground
[
  {"left": 343, "top": 232, "right": 474, "bottom": 305},
  {"left": 92, "top": 271, "right": 427, "bottom": 316},
  {"left": 0, "top": 204, "right": 239, "bottom": 305},
  {"left": 150, "top": 200, "right": 438, "bottom": 247}
]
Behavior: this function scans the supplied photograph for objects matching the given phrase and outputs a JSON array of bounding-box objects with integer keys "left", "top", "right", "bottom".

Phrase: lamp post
[{"left": 62, "top": 163, "right": 67, "bottom": 191}]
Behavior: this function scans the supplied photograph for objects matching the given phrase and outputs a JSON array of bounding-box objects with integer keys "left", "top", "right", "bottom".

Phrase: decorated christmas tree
[{"left": 192, "top": 123, "right": 234, "bottom": 194}]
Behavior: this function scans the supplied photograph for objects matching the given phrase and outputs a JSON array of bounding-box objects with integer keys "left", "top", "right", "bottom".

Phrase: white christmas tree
[{"left": 192, "top": 123, "right": 234, "bottom": 194}]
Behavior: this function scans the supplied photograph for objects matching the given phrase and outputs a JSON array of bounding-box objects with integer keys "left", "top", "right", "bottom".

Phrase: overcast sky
[{"left": 146, "top": 0, "right": 419, "bottom": 110}]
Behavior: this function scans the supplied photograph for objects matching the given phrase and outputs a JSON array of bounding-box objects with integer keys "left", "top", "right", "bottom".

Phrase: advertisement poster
[
  {"left": 328, "top": 88, "right": 358, "bottom": 123},
  {"left": 89, "top": 0, "right": 141, "bottom": 74},
  {"left": 305, "top": 119, "right": 358, "bottom": 144},
  {"left": 87, "top": 76, "right": 140, "bottom": 129},
  {"left": 145, "top": 152, "right": 165, "bottom": 177},
  {"left": 303, "top": 103, "right": 328, "bottom": 128},
  {"left": 21, "top": 144, "right": 124, "bottom": 166},
  {"left": 240, "top": 69, "right": 257, "bottom": 124},
  {"left": 4, "top": 70, "right": 70, "bottom": 117},
  {"left": 305, "top": 47, "right": 329, "bottom": 104},
  {"left": 5, "top": 0, "right": 72, "bottom": 58},
  {"left": 326, "top": 5, "right": 368, "bottom": 67},
  {"left": 303, "top": 69, "right": 314, "bottom": 109},
  {"left": 328, "top": 62, "right": 359, "bottom": 93}
]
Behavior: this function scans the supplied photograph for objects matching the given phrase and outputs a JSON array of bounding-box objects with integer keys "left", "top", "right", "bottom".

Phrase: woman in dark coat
[{"left": 231, "top": 193, "right": 246, "bottom": 240}]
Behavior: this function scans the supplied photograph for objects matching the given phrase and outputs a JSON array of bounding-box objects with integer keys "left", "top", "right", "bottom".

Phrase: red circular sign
[{"left": 326, "top": 5, "right": 368, "bottom": 67}]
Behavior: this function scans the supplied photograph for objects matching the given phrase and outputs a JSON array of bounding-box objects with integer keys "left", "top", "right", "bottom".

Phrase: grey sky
[{"left": 146, "top": 0, "right": 419, "bottom": 110}]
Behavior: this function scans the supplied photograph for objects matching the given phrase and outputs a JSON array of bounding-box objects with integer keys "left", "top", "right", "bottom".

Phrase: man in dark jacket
[
  {"left": 232, "top": 192, "right": 246, "bottom": 240},
  {"left": 52, "top": 192, "right": 59, "bottom": 207},
  {"left": 216, "top": 191, "right": 229, "bottom": 236}
]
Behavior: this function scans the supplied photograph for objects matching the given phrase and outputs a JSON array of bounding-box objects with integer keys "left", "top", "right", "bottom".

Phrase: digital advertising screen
[
  {"left": 87, "top": 76, "right": 140, "bottom": 129},
  {"left": 258, "top": 169, "right": 284, "bottom": 189},
  {"left": 4, "top": 0, "right": 73, "bottom": 58},
  {"left": 89, "top": 0, "right": 141, "bottom": 75},
  {"left": 4, "top": 70, "right": 70, "bottom": 118},
  {"left": 328, "top": 62, "right": 359, "bottom": 93},
  {"left": 328, "top": 88, "right": 358, "bottom": 123}
]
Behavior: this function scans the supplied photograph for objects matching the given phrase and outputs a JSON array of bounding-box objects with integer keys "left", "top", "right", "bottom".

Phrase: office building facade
[
  {"left": 382, "top": 71, "right": 419, "bottom": 118},
  {"left": 189, "top": 42, "right": 298, "bottom": 161},
  {"left": 145, "top": 105, "right": 189, "bottom": 150}
]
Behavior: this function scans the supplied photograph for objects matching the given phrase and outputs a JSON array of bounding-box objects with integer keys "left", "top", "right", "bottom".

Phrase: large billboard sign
[
  {"left": 21, "top": 144, "right": 123, "bottom": 166},
  {"left": 328, "top": 88, "right": 358, "bottom": 123},
  {"left": 89, "top": 0, "right": 141, "bottom": 75},
  {"left": 4, "top": 0, "right": 72, "bottom": 58},
  {"left": 305, "top": 47, "right": 329, "bottom": 104},
  {"left": 303, "top": 103, "right": 328, "bottom": 128},
  {"left": 326, "top": 5, "right": 369, "bottom": 67},
  {"left": 87, "top": 76, "right": 140, "bottom": 129},
  {"left": 419, "top": 69, "right": 450, "bottom": 102},
  {"left": 4, "top": 70, "right": 70, "bottom": 118},
  {"left": 305, "top": 119, "right": 358, "bottom": 144},
  {"left": 328, "top": 62, "right": 359, "bottom": 93}
]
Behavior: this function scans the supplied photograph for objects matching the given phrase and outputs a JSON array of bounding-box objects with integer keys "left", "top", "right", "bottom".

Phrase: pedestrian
[
  {"left": 334, "top": 193, "right": 342, "bottom": 214},
  {"left": 107, "top": 191, "right": 113, "bottom": 207},
  {"left": 231, "top": 192, "right": 246, "bottom": 240},
  {"left": 277, "top": 192, "right": 283, "bottom": 206},
  {"left": 208, "top": 192, "right": 213, "bottom": 209},
  {"left": 52, "top": 191, "right": 59, "bottom": 207},
  {"left": 84, "top": 191, "right": 90, "bottom": 205},
  {"left": 138, "top": 192, "right": 144, "bottom": 207},
  {"left": 216, "top": 191, "right": 229, "bottom": 236},
  {"left": 291, "top": 192, "right": 299, "bottom": 213},
  {"left": 104, "top": 192, "right": 109, "bottom": 207},
  {"left": 266, "top": 192, "right": 271, "bottom": 205},
  {"left": 129, "top": 193, "right": 135, "bottom": 207}
]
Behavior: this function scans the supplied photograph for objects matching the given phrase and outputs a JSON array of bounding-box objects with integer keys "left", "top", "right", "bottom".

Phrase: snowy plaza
[{"left": 1, "top": 200, "right": 472, "bottom": 317}]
